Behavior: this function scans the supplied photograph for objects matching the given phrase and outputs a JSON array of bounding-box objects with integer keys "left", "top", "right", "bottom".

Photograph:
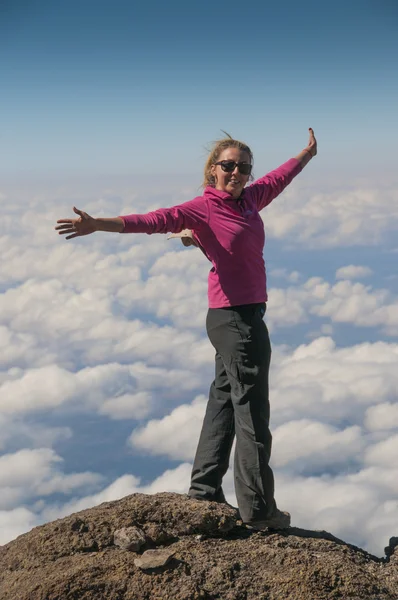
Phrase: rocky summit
[{"left": 0, "top": 492, "right": 397, "bottom": 599}]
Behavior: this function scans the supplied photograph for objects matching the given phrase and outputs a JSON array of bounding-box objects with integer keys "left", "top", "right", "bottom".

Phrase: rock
[
  {"left": 143, "top": 522, "right": 173, "bottom": 545},
  {"left": 134, "top": 548, "right": 175, "bottom": 570},
  {"left": 113, "top": 526, "right": 146, "bottom": 551},
  {"left": 385, "top": 536, "right": 398, "bottom": 561},
  {"left": 0, "top": 491, "right": 396, "bottom": 600}
]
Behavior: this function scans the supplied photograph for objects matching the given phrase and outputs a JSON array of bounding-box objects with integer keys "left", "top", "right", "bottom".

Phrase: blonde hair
[{"left": 202, "top": 131, "right": 253, "bottom": 188}]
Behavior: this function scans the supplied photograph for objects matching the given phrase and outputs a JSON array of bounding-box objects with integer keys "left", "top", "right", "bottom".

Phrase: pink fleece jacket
[{"left": 120, "top": 158, "right": 302, "bottom": 308}]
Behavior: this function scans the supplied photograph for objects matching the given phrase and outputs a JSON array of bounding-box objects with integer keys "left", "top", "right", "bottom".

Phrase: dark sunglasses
[{"left": 214, "top": 160, "right": 252, "bottom": 175}]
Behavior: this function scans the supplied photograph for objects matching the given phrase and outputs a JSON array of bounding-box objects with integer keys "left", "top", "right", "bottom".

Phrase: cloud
[
  {"left": 308, "top": 280, "right": 398, "bottom": 334},
  {"left": 271, "top": 420, "right": 363, "bottom": 472},
  {"left": 267, "top": 276, "right": 398, "bottom": 336},
  {"left": 0, "top": 507, "right": 39, "bottom": 545},
  {"left": 0, "top": 448, "right": 103, "bottom": 510},
  {"left": 99, "top": 391, "right": 152, "bottom": 420},
  {"left": 271, "top": 337, "right": 398, "bottom": 427},
  {"left": 129, "top": 395, "right": 207, "bottom": 460},
  {"left": 127, "top": 337, "right": 398, "bottom": 466},
  {"left": 364, "top": 434, "right": 398, "bottom": 467},
  {"left": 335, "top": 265, "right": 373, "bottom": 280},
  {"left": 40, "top": 463, "right": 194, "bottom": 523},
  {"left": 269, "top": 268, "right": 301, "bottom": 283},
  {"left": 263, "top": 184, "right": 398, "bottom": 248},
  {"left": 116, "top": 248, "right": 209, "bottom": 329},
  {"left": 1, "top": 182, "right": 397, "bottom": 560},
  {"left": 0, "top": 365, "right": 78, "bottom": 415},
  {"left": 0, "top": 326, "right": 44, "bottom": 370},
  {"left": 0, "top": 272, "right": 214, "bottom": 374},
  {"left": 0, "top": 362, "right": 207, "bottom": 420},
  {"left": 276, "top": 470, "right": 398, "bottom": 556},
  {"left": 5, "top": 455, "right": 396, "bottom": 557},
  {"left": 0, "top": 416, "right": 72, "bottom": 451},
  {"left": 364, "top": 403, "right": 398, "bottom": 431}
]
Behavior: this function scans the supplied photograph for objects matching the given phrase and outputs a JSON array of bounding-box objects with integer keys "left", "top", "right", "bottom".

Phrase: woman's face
[{"left": 211, "top": 147, "right": 251, "bottom": 199}]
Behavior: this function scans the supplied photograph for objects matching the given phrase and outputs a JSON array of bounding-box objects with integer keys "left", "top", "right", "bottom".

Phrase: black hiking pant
[{"left": 188, "top": 302, "right": 276, "bottom": 524}]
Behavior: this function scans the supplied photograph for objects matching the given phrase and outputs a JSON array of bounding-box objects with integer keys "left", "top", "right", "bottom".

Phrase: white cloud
[
  {"left": 5, "top": 456, "right": 396, "bottom": 557},
  {"left": 41, "top": 474, "right": 142, "bottom": 523},
  {"left": 364, "top": 434, "right": 398, "bottom": 467},
  {"left": 99, "top": 391, "right": 153, "bottom": 420},
  {"left": 276, "top": 471, "right": 398, "bottom": 556},
  {"left": 0, "top": 448, "right": 103, "bottom": 510},
  {"left": 335, "top": 265, "right": 373, "bottom": 280},
  {"left": 0, "top": 416, "right": 72, "bottom": 451},
  {"left": 308, "top": 280, "right": 397, "bottom": 334},
  {"left": 269, "top": 268, "right": 301, "bottom": 283},
  {"left": 266, "top": 277, "right": 398, "bottom": 336},
  {"left": 271, "top": 337, "right": 398, "bottom": 426},
  {"left": 0, "top": 507, "right": 39, "bottom": 545},
  {"left": 266, "top": 287, "right": 309, "bottom": 329},
  {"left": 364, "top": 403, "right": 398, "bottom": 431},
  {"left": 128, "top": 338, "right": 398, "bottom": 476},
  {"left": 116, "top": 249, "right": 209, "bottom": 329},
  {"left": 0, "top": 326, "right": 45, "bottom": 370},
  {"left": 129, "top": 395, "right": 207, "bottom": 460},
  {"left": 264, "top": 184, "right": 398, "bottom": 248},
  {"left": 0, "top": 365, "right": 78, "bottom": 414},
  {"left": 272, "top": 420, "right": 363, "bottom": 471},
  {"left": 0, "top": 272, "right": 215, "bottom": 374},
  {"left": 0, "top": 361, "right": 208, "bottom": 419},
  {"left": 1, "top": 182, "right": 397, "bottom": 560},
  {"left": 40, "top": 463, "right": 194, "bottom": 523}
]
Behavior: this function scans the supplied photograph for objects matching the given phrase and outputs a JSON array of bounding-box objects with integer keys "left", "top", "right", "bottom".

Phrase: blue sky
[
  {"left": 1, "top": 0, "right": 398, "bottom": 557},
  {"left": 1, "top": 0, "right": 397, "bottom": 177}
]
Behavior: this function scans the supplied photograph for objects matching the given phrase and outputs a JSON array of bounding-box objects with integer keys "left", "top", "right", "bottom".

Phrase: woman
[{"left": 55, "top": 128, "right": 317, "bottom": 530}]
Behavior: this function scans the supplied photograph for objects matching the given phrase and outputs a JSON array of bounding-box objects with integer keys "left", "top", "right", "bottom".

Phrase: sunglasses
[{"left": 214, "top": 160, "right": 252, "bottom": 175}]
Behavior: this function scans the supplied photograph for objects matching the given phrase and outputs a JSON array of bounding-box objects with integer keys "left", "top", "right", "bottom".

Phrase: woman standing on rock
[{"left": 55, "top": 128, "right": 317, "bottom": 530}]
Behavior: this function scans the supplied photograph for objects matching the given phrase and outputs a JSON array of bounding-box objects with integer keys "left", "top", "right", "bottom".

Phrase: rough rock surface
[
  {"left": 134, "top": 548, "right": 176, "bottom": 570},
  {"left": 114, "top": 526, "right": 146, "bottom": 552},
  {"left": 0, "top": 492, "right": 397, "bottom": 599}
]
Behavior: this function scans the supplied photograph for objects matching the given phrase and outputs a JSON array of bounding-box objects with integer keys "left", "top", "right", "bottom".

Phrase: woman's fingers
[
  {"left": 55, "top": 222, "right": 74, "bottom": 230},
  {"left": 73, "top": 206, "right": 89, "bottom": 220},
  {"left": 58, "top": 228, "right": 76, "bottom": 235}
]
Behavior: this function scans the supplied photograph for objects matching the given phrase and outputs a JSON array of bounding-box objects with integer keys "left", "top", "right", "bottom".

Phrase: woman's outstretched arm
[
  {"left": 248, "top": 127, "right": 318, "bottom": 211},
  {"left": 55, "top": 207, "right": 124, "bottom": 240},
  {"left": 55, "top": 207, "right": 125, "bottom": 239},
  {"left": 56, "top": 196, "right": 209, "bottom": 240}
]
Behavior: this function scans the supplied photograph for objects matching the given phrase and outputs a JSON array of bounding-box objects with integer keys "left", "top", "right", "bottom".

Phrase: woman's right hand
[{"left": 55, "top": 207, "right": 98, "bottom": 240}]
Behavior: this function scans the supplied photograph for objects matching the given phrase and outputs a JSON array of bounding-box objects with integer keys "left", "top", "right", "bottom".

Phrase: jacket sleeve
[
  {"left": 119, "top": 196, "right": 208, "bottom": 234},
  {"left": 247, "top": 158, "right": 302, "bottom": 211}
]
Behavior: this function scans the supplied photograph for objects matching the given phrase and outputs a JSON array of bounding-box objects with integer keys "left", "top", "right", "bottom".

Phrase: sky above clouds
[{"left": 1, "top": 0, "right": 398, "bottom": 557}]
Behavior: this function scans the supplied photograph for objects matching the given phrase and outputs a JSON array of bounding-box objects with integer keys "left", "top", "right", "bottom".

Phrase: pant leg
[
  {"left": 206, "top": 303, "right": 276, "bottom": 524},
  {"left": 188, "top": 351, "right": 235, "bottom": 502}
]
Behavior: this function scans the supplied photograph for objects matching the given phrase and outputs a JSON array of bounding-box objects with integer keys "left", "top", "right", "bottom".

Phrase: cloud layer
[{"left": 0, "top": 178, "right": 397, "bottom": 556}]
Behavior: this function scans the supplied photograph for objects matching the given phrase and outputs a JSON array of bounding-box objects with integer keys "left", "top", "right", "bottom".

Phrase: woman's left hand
[
  {"left": 306, "top": 127, "right": 317, "bottom": 157},
  {"left": 167, "top": 229, "right": 199, "bottom": 247}
]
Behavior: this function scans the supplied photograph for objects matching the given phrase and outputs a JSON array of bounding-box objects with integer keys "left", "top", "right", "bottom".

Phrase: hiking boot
[{"left": 245, "top": 509, "right": 291, "bottom": 531}]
